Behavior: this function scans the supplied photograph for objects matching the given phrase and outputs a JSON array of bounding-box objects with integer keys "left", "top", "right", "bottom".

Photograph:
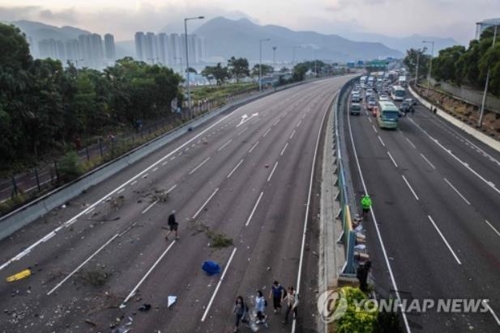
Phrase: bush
[
  {"left": 57, "top": 151, "right": 83, "bottom": 183},
  {"left": 336, "top": 287, "right": 378, "bottom": 333}
]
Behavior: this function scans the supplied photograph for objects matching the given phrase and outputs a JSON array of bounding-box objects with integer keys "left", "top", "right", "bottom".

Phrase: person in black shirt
[{"left": 165, "top": 210, "right": 179, "bottom": 240}]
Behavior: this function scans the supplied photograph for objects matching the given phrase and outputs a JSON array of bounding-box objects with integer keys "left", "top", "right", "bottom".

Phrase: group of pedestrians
[{"left": 232, "top": 281, "right": 299, "bottom": 332}]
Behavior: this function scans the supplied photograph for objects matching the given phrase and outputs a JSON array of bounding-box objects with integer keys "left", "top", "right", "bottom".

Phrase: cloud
[{"left": 39, "top": 8, "right": 77, "bottom": 25}]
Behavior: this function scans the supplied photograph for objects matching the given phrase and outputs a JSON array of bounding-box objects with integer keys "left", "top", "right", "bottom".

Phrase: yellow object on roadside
[{"left": 6, "top": 269, "right": 31, "bottom": 282}]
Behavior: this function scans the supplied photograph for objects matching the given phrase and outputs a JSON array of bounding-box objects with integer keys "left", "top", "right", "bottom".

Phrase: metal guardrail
[{"left": 333, "top": 76, "right": 360, "bottom": 276}]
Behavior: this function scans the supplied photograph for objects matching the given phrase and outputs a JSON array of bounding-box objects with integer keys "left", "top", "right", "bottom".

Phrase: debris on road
[
  {"left": 168, "top": 296, "right": 177, "bottom": 308},
  {"left": 202, "top": 261, "right": 221, "bottom": 276},
  {"left": 6, "top": 269, "right": 31, "bottom": 282},
  {"left": 84, "top": 319, "right": 97, "bottom": 326},
  {"left": 138, "top": 303, "right": 151, "bottom": 312}
]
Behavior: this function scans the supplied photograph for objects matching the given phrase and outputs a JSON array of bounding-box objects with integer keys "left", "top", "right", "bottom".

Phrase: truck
[{"left": 398, "top": 75, "right": 407, "bottom": 87}]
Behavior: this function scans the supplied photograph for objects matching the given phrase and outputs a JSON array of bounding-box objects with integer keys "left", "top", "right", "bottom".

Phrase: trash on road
[
  {"left": 168, "top": 296, "right": 177, "bottom": 308},
  {"left": 6, "top": 269, "right": 31, "bottom": 282},
  {"left": 138, "top": 303, "right": 151, "bottom": 312},
  {"left": 201, "top": 261, "right": 221, "bottom": 276}
]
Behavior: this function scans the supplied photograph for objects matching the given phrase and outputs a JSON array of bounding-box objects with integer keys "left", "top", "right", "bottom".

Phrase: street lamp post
[
  {"left": 272, "top": 46, "right": 277, "bottom": 70},
  {"left": 422, "top": 40, "right": 434, "bottom": 96},
  {"left": 478, "top": 24, "right": 498, "bottom": 127},
  {"left": 415, "top": 50, "right": 420, "bottom": 83},
  {"left": 184, "top": 16, "right": 205, "bottom": 118},
  {"left": 259, "top": 38, "right": 270, "bottom": 92}
]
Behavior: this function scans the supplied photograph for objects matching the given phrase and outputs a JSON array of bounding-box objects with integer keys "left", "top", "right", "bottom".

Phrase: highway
[
  {"left": 343, "top": 88, "right": 500, "bottom": 332},
  {"left": 0, "top": 76, "right": 352, "bottom": 333}
]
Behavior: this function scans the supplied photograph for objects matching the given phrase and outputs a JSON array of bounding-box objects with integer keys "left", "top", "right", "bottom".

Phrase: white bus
[
  {"left": 391, "top": 86, "right": 405, "bottom": 101},
  {"left": 377, "top": 101, "right": 400, "bottom": 129}
]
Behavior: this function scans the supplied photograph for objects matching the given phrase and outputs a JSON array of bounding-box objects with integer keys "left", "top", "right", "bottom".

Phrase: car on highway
[
  {"left": 367, "top": 99, "right": 377, "bottom": 110},
  {"left": 399, "top": 99, "right": 414, "bottom": 115},
  {"left": 350, "top": 102, "right": 361, "bottom": 115},
  {"left": 351, "top": 92, "right": 361, "bottom": 102},
  {"left": 366, "top": 88, "right": 374, "bottom": 97},
  {"left": 379, "top": 94, "right": 389, "bottom": 101}
]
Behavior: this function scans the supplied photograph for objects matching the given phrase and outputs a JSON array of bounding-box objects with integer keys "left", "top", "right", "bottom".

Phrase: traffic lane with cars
[
  {"left": 345, "top": 102, "right": 500, "bottom": 332},
  {"left": 0, "top": 76, "right": 350, "bottom": 332}
]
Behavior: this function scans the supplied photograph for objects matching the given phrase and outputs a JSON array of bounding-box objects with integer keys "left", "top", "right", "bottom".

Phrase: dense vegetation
[
  {"left": 0, "top": 23, "right": 182, "bottom": 171},
  {"left": 404, "top": 27, "right": 500, "bottom": 96}
]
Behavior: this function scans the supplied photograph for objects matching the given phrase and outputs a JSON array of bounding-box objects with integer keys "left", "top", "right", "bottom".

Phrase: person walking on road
[
  {"left": 282, "top": 286, "right": 299, "bottom": 325},
  {"left": 361, "top": 193, "right": 372, "bottom": 220},
  {"left": 255, "top": 290, "right": 268, "bottom": 326},
  {"left": 165, "top": 210, "right": 179, "bottom": 240},
  {"left": 232, "top": 296, "right": 249, "bottom": 333},
  {"left": 269, "top": 280, "right": 286, "bottom": 313}
]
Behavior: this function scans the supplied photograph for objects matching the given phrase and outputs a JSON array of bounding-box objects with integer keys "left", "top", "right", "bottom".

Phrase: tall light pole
[
  {"left": 184, "top": 16, "right": 205, "bottom": 118},
  {"left": 415, "top": 49, "right": 420, "bottom": 83},
  {"left": 259, "top": 38, "right": 270, "bottom": 92},
  {"left": 272, "top": 46, "right": 277, "bottom": 70},
  {"left": 478, "top": 24, "right": 498, "bottom": 127},
  {"left": 422, "top": 40, "right": 434, "bottom": 96}
]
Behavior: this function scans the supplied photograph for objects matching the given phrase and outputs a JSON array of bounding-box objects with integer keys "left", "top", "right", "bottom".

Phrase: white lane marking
[
  {"left": 378, "top": 136, "right": 386, "bottom": 147},
  {"left": 482, "top": 300, "right": 500, "bottom": 326},
  {"left": 280, "top": 142, "right": 289, "bottom": 156},
  {"left": 217, "top": 139, "right": 232, "bottom": 152},
  {"left": 293, "top": 97, "right": 332, "bottom": 333},
  {"left": 387, "top": 152, "right": 398, "bottom": 168},
  {"left": 191, "top": 144, "right": 196, "bottom": 148},
  {"left": 402, "top": 175, "right": 419, "bottom": 201},
  {"left": 171, "top": 156, "right": 176, "bottom": 161},
  {"left": 245, "top": 192, "right": 264, "bottom": 227},
  {"left": 0, "top": 112, "right": 233, "bottom": 272},
  {"left": 142, "top": 200, "right": 158, "bottom": 214},
  {"left": 296, "top": 120, "right": 302, "bottom": 128},
  {"left": 152, "top": 167, "right": 158, "bottom": 172},
  {"left": 166, "top": 184, "right": 177, "bottom": 194},
  {"left": 48, "top": 233, "right": 120, "bottom": 295},
  {"left": 263, "top": 128, "right": 271, "bottom": 138},
  {"left": 267, "top": 162, "right": 279, "bottom": 182},
  {"left": 142, "top": 174, "right": 149, "bottom": 179},
  {"left": 120, "top": 240, "right": 176, "bottom": 308},
  {"left": 193, "top": 188, "right": 219, "bottom": 219},
  {"left": 420, "top": 153, "right": 436, "bottom": 170},
  {"left": 289, "top": 130, "right": 296, "bottom": 139},
  {"left": 248, "top": 141, "right": 260, "bottom": 154},
  {"left": 405, "top": 137, "right": 416, "bottom": 149},
  {"left": 189, "top": 157, "right": 211, "bottom": 175},
  {"left": 185, "top": 147, "right": 190, "bottom": 152},
  {"left": 227, "top": 159, "right": 244, "bottom": 179},
  {"left": 427, "top": 215, "right": 462, "bottom": 265},
  {"left": 84, "top": 207, "right": 95, "bottom": 215},
  {"left": 410, "top": 118, "right": 500, "bottom": 196},
  {"left": 368, "top": 117, "right": 372, "bottom": 123},
  {"left": 485, "top": 220, "right": 500, "bottom": 238},
  {"left": 41, "top": 231, "right": 55, "bottom": 243},
  {"left": 162, "top": 161, "right": 168, "bottom": 166},
  {"left": 372, "top": 125, "right": 377, "bottom": 133},
  {"left": 444, "top": 178, "right": 471, "bottom": 205},
  {"left": 201, "top": 247, "right": 237, "bottom": 322},
  {"left": 273, "top": 119, "right": 281, "bottom": 127},
  {"left": 237, "top": 127, "right": 248, "bottom": 136}
]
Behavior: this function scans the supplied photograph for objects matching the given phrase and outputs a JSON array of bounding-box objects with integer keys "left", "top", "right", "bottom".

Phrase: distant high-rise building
[
  {"left": 135, "top": 32, "right": 146, "bottom": 61},
  {"left": 104, "top": 33, "right": 116, "bottom": 62},
  {"left": 90, "top": 34, "right": 104, "bottom": 68},
  {"left": 158, "top": 33, "right": 169, "bottom": 66},
  {"left": 77, "top": 33, "right": 104, "bottom": 69},
  {"left": 38, "top": 39, "right": 58, "bottom": 59},
  {"left": 168, "top": 33, "right": 181, "bottom": 66},
  {"left": 65, "top": 39, "right": 80, "bottom": 66},
  {"left": 196, "top": 37, "right": 206, "bottom": 63},
  {"left": 145, "top": 32, "right": 157, "bottom": 64}
]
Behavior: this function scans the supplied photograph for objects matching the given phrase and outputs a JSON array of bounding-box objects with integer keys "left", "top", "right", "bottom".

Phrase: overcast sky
[{"left": 0, "top": 0, "right": 497, "bottom": 43}]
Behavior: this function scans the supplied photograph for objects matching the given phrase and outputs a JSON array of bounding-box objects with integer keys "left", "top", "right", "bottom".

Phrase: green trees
[
  {"left": 403, "top": 48, "right": 429, "bottom": 80},
  {"left": 413, "top": 26, "right": 500, "bottom": 96},
  {"left": 227, "top": 57, "right": 250, "bottom": 82},
  {"left": 251, "top": 64, "right": 274, "bottom": 77},
  {"left": 0, "top": 22, "right": 181, "bottom": 172},
  {"left": 201, "top": 63, "right": 230, "bottom": 85}
]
